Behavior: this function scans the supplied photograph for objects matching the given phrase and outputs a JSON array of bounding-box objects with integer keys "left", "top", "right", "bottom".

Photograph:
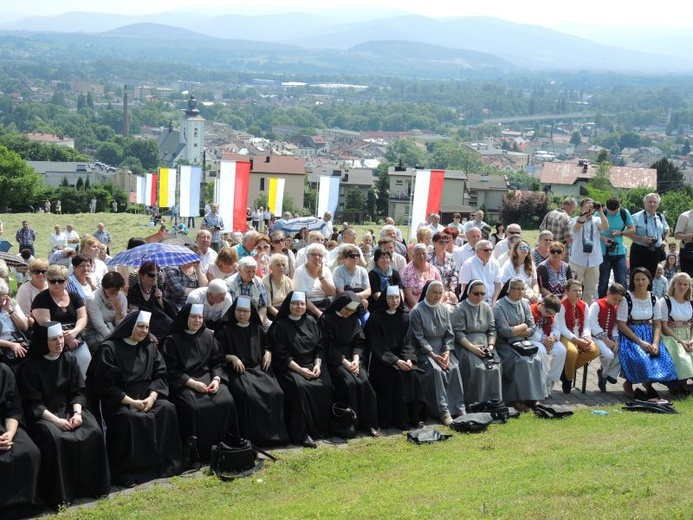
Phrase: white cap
[
  {"left": 345, "top": 301, "right": 360, "bottom": 311},
  {"left": 386, "top": 285, "right": 400, "bottom": 296},
  {"left": 236, "top": 296, "right": 252, "bottom": 310},
  {"left": 291, "top": 291, "right": 306, "bottom": 303},
  {"left": 47, "top": 323, "right": 62, "bottom": 338},
  {"left": 137, "top": 311, "right": 152, "bottom": 324},
  {"left": 190, "top": 304, "right": 204, "bottom": 316}
]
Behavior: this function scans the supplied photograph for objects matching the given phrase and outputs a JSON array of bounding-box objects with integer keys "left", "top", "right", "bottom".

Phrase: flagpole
[{"left": 408, "top": 168, "right": 416, "bottom": 242}]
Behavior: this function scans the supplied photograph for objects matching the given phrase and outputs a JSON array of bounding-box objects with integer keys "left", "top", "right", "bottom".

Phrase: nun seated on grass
[
  {"left": 214, "top": 296, "right": 289, "bottom": 447},
  {"left": 87, "top": 310, "right": 182, "bottom": 488},
  {"left": 408, "top": 280, "right": 466, "bottom": 427},
  {"left": 17, "top": 322, "right": 110, "bottom": 508},
  {"left": 162, "top": 303, "right": 240, "bottom": 466}
]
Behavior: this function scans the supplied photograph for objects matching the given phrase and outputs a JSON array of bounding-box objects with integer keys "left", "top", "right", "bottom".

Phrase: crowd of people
[{"left": 1, "top": 193, "right": 692, "bottom": 517}]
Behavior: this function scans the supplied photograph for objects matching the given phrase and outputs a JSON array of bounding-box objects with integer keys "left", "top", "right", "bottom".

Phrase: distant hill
[{"left": 1, "top": 11, "right": 692, "bottom": 73}]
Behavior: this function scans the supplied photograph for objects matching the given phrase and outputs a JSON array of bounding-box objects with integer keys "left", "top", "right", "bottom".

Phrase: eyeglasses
[
  {"left": 256, "top": 245, "right": 270, "bottom": 250},
  {"left": 480, "top": 248, "right": 493, "bottom": 252},
  {"left": 272, "top": 240, "right": 284, "bottom": 244},
  {"left": 32, "top": 269, "right": 47, "bottom": 275},
  {"left": 471, "top": 291, "right": 486, "bottom": 296},
  {"left": 549, "top": 249, "right": 563, "bottom": 255},
  {"left": 48, "top": 279, "right": 66, "bottom": 284},
  {"left": 309, "top": 253, "right": 323, "bottom": 258},
  {"left": 508, "top": 231, "right": 521, "bottom": 235},
  {"left": 346, "top": 253, "right": 360, "bottom": 259},
  {"left": 519, "top": 245, "right": 531, "bottom": 251},
  {"left": 437, "top": 240, "right": 449, "bottom": 245},
  {"left": 144, "top": 272, "right": 157, "bottom": 278}
]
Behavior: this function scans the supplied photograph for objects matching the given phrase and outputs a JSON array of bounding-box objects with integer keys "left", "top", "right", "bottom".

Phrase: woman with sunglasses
[
  {"left": 16, "top": 259, "right": 49, "bottom": 330},
  {"left": 253, "top": 234, "right": 272, "bottom": 279},
  {"left": 429, "top": 232, "right": 459, "bottom": 304},
  {"left": 332, "top": 245, "right": 371, "bottom": 312},
  {"left": 31, "top": 264, "right": 90, "bottom": 378},
  {"left": 451, "top": 280, "right": 502, "bottom": 405},
  {"left": 0, "top": 278, "right": 30, "bottom": 371},
  {"left": 536, "top": 241, "right": 573, "bottom": 299},
  {"left": 501, "top": 239, "right": 539, "bottom": 303},
  {"left": 269, "top": 230, "right": 295, "bottom": 278}
]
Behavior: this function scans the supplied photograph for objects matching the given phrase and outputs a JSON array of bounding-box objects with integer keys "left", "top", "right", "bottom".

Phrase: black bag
[
  {"left": 508, "top": 338, "right": 538, "bottom": 356},
  {"left": 469, "top": 399, "right": 510, "bottom": 424},
  {"left": 450, "top": 412, "right": 494, "bottom": 433},
  {"left": 331, "top": 403, "right": 357, "bottom": 439},
  {"left": 533, "top": 404, "right": 574, "bottom": 419},
  {"left": 406, "top": 428, "right": 452, "bottom": 444},
  {"left": 623, "top": 399, "right": 678, "bottom": 414},
  {"left": 680, "top": 243, "right": 693, "bottom": 262},
  {"left": 209, "top": 436, "right": 264, "bottom": 480}
]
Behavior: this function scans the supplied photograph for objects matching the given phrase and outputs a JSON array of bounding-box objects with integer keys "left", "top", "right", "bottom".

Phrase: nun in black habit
[
  {"left": 319, "top": 291, "right": 380, "bottom": 437},
  {"left": 215, "top": 296, "right": 288, "bottom": 447},
  {"left": 162, "top": 304, "right": 239, "bottom": 462},
  {"left": 17, "top": 322, "right": 110, "bottom": 507},
  {"left": 0, "top": 363, "right": 42, "bottom": 520},
  {"left": 87, "top": 310, "right": 182, "bottom": 488},
  {"left": 364, "top": 286, "right": 425, "bottom": 430},
  {"left": 268, "top": 291, "right": 332, "bottom": 449}
]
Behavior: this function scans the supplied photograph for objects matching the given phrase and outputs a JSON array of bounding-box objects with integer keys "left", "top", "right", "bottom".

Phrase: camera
[
  {"left": 481, "top": 347, "right": 494, "bottom": 359},
  {"left": 606, "top": 240, "right": 617, "bottom": 253},
  {"left": 647, "top": 237, "right": 657, "bottom": 251},
  {"left": 593, "top": 202, "right": 601, "bottom": 211},
  {"left": 582, "top": 239, "right": 594, "bottom": 254}
]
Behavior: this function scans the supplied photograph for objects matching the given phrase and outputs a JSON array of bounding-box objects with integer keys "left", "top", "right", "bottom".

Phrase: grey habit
[
  {"left": 451, "top": 299, "right": 503, "bottom": 404},
  {"left": 493, "top": 296, "right": 546, "bottom": 402},
  {"left": 408, "top": 300, "right": 465, "bottom": 418}
]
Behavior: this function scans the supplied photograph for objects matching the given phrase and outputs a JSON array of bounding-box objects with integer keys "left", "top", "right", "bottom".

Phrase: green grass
[{"left": 55, "top": 400, "right": 692, "bottom": 519}]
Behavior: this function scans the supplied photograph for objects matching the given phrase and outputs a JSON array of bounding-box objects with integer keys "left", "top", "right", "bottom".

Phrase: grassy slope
[{"left": 57, "top": 401, "right": 692, "bottom": 519}]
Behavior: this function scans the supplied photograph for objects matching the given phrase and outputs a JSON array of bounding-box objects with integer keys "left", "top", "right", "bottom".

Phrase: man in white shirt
[
  {"left": 464, "top": 210, "right": 488, "bottom": 234},
  {"left": 196, "top": 229, "right": 218, "bottom": 275},
  {"left": 569, "top": 198, "right": 608, "bottom": 305},
  {"left": 186, "top": 279, "right": 233, "bottom": 330},
  {"left": 65, "top": 224, "right": 80, "bottom": 251},
  {"left": 493, "top": 223, "right": 521, "bottom": 259},
  {"left": 419, "top": 212, "right": 444, "bottom": 234},
  {"left": 50, "top": 224, "right": 67, "bottom": 252},
  {"left": 321, "top": 211, "right": 334, "bottom": 240},
  {"left": 588, "top": 283, "right": 625, "bottom": 392},
  {"left": 380, "top": 225, "right": 408, "bottom": 258},
  {"left": 453, "top": 227, "right": 481, "bottom": 273},
  {"left": 459, "top": 240, "right": 501, "bottom": 304}
]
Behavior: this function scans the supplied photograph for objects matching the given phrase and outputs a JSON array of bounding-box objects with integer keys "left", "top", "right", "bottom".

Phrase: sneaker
[
  {"left": 597, "top": 368, "right": 607, "bottom": 393},
  {"left": 440, "top": 413, "right": 453, "bottom": 426}
]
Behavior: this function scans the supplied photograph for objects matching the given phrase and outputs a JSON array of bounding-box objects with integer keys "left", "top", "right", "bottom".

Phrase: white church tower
[{"left": 180, "top": 94, "right": 205, "bottom": 165}]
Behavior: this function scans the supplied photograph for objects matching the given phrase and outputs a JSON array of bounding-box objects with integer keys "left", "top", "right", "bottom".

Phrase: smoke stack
[{"left": 123, "top": 85, "right": 130, "bottom": 136}]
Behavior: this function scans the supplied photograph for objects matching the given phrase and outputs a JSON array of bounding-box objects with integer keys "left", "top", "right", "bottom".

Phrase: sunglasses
[
  {"left": 144, "top": 272, "right": 157, "bottom": 278},
  {"left": 256, "top": 245, "right": 270, "bottom": 250},
  {"left": 48, "top": 279, "right": 66, "bottom": 284},
  {"left": 346, "top": 253, "right": 360, "bottom": 259},
  {"left": 437, "top": 240, "right": 449, "bottom": 245},
  {"left": 272, "top": 240, "right": 284, "bottom": 244},
  {"left": 550, "top": 249, "right": 563, "bottom": 255},
  {"left": 519, "top": 245, "right": 531, "bottom": 251},
  {"left": 32, "top": 269, "right": 47, "bottom": 275},
  {"left": 480, "top": 248, "right": 493, "bottom": 252},
  {"left": 471, "top": 291, "right": 486, "bottom": 296}
]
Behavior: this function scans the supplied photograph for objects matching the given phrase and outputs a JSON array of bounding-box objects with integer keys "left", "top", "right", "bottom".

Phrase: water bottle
[{"left": 591, "top": 410, "right": 609, "bottom": 416}]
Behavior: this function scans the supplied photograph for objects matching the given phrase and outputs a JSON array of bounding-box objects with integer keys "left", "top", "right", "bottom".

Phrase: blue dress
[{"left": 617, "top": 292, "right": 677, "bottom": 384}]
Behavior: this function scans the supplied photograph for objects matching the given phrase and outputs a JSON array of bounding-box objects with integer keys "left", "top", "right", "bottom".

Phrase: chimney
[{"left": 122, "top": 85, "right": 129, "bottom": 136}]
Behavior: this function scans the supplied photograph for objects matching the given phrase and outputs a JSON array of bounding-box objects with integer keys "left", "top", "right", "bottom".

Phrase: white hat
[
  {"left": 137, "top": 311, "right": 152, "bottom": 324},
  {"left": 47, "top": 323, "right": 62, "bottom": 338},
  {"left": 291, "top": 291, "right": 306, "bottom": 303},
  {"left": 235, "top": 296, "right": 252, "bottom": 310},
  {"left": 386, "top": 285, "right": 400, "bottom": 296},
  {"left": 190, "top": 304, "right": 204, "bottom": 316}
]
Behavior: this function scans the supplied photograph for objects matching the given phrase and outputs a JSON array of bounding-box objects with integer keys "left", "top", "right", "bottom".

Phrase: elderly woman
[
  {"left": 0, "top": 279, "right": 30, "bottom": 369},
  {"left": 532, "top": 230, "right": 554, "bottom": 266},
  {"left": 227, "top": 256, "right": 270, "bottom": 325},
  {"left": 415, "top": 227, "right": 433, "bottom": 250},
  {"left": 31, "top": 264, "right": 90, "bottom": 378},
  {"left": 493, "top": 277, "right": 545, "bottom": 412},
  {"left": 66, "top": 253, "right": 97, "bottom": 301},
  {"left": 401, "top": 243, "right": 442, "bottom": 311},
  {"left": 658, "top": 272, "right": 693, "bottom": 395},
  {"left": 617, "top": 267, "right": 677, "bottom": 399},
  {"left": 501, "top": 239, "right": 539, "bottom": 303},
  {"left": 253, "top": 234, "right": 272, "bottom": 278},
  {"left": 333, "top": 244, "right": 371, "bottom": 311},
  {"left": 78, "top": 236, "right": 109, "bottom": 288},
  {"left": 162, "top": 258, "right": 207, "bottom": 312},
  {"left": 630, "top": 192, "right": 669, "bottom": 279},
  {"left": 263, "top": 253, "right": 293, "bottom": 320},
  {"left": 320, "top": 292, "right": 380, "bottom": 437},
  {"left": 408, "top": 280, "right": 465, "bottom": 426},
  {"left": 0, "top": 363, "right": 41, "bottom": 518},
  {"left": 205, "top": 246, "right": 238, "bottom": 283},
  {"left": 269, "top": 291, "right": 332, "bottom": 449},
  {"left": 269, "top": 230, "right": 296, "bottom": 278},
  {"left": 451, "top": 280, "right": 503, "bottom": 405},
  {"left": 537, "top": 241, "right": 573, "bottom": 298},
  {"left": 215, "top": 297, "right": 288, "bottom": 447},
  {"left": 16, "top": 259, "right": 48, "bottom": 329},
  {"left": 87, "top": 311, "right": 182, "bottom": 488},
  {"left": 17, "top": 322, "right": 110, "bottom": 507},
  {"left": 365, "top": 287, "right": 424, "bottom": 430},
  {"left": 292, "top": 243, "right": 336, "bottom": 319},
  {"left": 429, "top": 232, "right": 459, "bottom": 304},
  {"left": 84, "top": 272, "right": 127, "bottom": 351},
  {"left": 368, "top": 249, "right": 402, "bottom": 306},
  {"left": 162, "top": 304, "right": 239, "bottom": 463}
]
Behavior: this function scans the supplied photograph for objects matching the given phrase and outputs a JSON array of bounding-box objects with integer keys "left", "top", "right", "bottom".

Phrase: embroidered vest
[
  {"left": 562, "top": 298, "right": 586, "bottom": 337},
  {"left": 530, "top": 302, "right": 553, "bottom": 336},
  {"left": 596, "top": 298, "right": 617, "bottom": 339}
]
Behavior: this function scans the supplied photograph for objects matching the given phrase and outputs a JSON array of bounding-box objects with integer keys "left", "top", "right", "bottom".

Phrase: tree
[
  {"left": 367, "top": 187, "right": 377, "bottom": 217},
  {"left": 96, "top": 142, "right": 124, "bottom": 166},
  {"left": 506, "top": 170, "right": 540, "bottom": 191},
  {"left": 651, "top": 158, "right": 683, "bottom": 194},
  {"left": 499, "top": 191, "right": 549, "bottom": 230},
  {"left": 75, "top": 177, "right": 84, "bottom": 190},
  {"left": 570, "top": 131, "right": 582, "bottom": 146},
  {"left": 429, "top": 140, "right": 479, "bottom": 170},
  {"left": 683, "top": 139, "right": 691, "bottom": 156},
  {"left": 385, "top": 138, "right": 427, "bottom": 169},
  {"left": 375, "top": 163, "right": 390, "bottom": 217},
  {"left": 344, "top": 187, "right": 366, "bottom": 211},
  {"left": 0, "top": 146, "right": 42, "bottom": 211}
]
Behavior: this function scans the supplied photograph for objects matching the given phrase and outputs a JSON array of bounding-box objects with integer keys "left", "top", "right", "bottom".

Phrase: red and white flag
[
  {"left": 216, "top": 160, "right": 252, "bottom": 233},
  {"left": 409, "top": 169, "right": 445, "bottom": 240}
]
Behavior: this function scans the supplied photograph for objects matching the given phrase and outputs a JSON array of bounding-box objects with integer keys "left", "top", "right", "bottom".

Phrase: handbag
[
  {"left": 406, "top": 428, "right": 452, "bottom": 444},
  {"left": 209, "top": 435, "right": 275, "bottom": 481},
  {"left": 507, "top": 338, "right": 538, "bottom": 356},
  {"left": 450, "top": 412, "right": 494, "bottom": 433},
  {"left": 331, "top": 403, "right": 357, "bottom": 439},
  {"left": 469, "top": 399, "right": 510, "bottom": 424}
]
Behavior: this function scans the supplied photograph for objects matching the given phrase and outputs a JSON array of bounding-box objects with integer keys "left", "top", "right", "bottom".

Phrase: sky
[{"left": 7, "top": 0, "right": 693, "bottom": 29}]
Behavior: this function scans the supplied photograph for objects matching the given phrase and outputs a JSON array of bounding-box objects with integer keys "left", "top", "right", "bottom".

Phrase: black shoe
[
  {"left": 182, "top": 435, "right": 201, "bottom": 472},
  {"left": 116, "top": 479, "right": 137, "bottom": 488},
  {"left": 302, "top": 434, "right": 318, "bottom": 449},
  {"left": 606, "top": 375, "right": 618, "bottom": 384},
  {"left": 645, "top": 385, "right": 661, "bottom": 400},
  {"left": 597, "top": 368, "right": 607, "bottom": 393},
  {"left": 368, "top": 427, "right": 381, "bottom": 438},
  {"left": 562, "top": 378, "right": 572, "bottom": 394}
]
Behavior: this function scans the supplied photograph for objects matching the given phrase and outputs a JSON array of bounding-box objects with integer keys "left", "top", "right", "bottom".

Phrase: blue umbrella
[
  {"left": 106, "top": 243, "right": 200, "bottom": 268},
  {"left": 273, "top": 217, "right": 325, "bottom": 234}
]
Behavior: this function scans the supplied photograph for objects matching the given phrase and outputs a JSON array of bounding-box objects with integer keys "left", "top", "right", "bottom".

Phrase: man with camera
[
  {"left": 598, "top": 197, "right": 635, "bottom": 298},
  {"left": 630, "top": 192, "right": 669, "bottom": 279},
  {"left": 201, "top": 202, "right": 225, "bottom": 252},
  {"left": 569, "top": 198, "right": 608, "bottom": 305}
]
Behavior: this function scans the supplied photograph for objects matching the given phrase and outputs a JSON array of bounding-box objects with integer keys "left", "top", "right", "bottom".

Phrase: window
[{"left": 259, "top": 178, "right": 265, "bottom": 191}]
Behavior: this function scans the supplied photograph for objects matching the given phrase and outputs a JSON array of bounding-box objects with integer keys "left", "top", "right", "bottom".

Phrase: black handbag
[
  {"left": 450, "top": 412, "right": 494, "bottom": 433},
  {"left": 406, "top": 428, "right": 452, "bottom": 444},
  {"left": 209, "top": 436, "right": 266, "bottom": 481},
  {"left": 508, "top": 338, "right": 538, "bottom": 356},
  {"left": 469, "top": 399, "right": 510, "bottom": 424},
  {"left": 331, "top": 403, "right": 357, "bottom": 439}
]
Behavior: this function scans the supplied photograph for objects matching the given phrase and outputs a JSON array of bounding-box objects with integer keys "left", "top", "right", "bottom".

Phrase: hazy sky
[{"left": 8, "top": 0, "right": 692, "bottom": 29}]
